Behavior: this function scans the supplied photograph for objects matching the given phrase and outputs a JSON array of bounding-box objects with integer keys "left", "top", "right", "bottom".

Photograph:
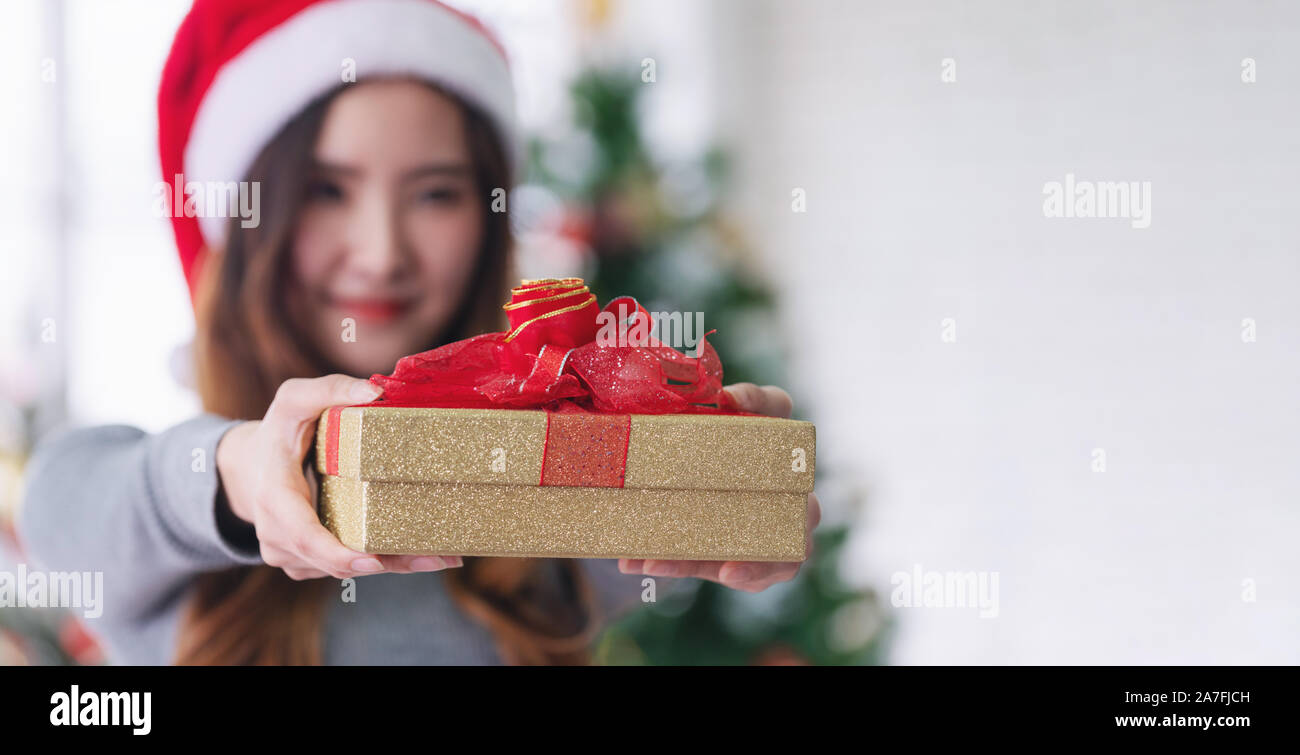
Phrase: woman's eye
[
  {"left": 417, "top": 187, "right": 463, "bottom": 204},
  {"left": 306, "top": 179, "right": 344, "bottom": 202}
]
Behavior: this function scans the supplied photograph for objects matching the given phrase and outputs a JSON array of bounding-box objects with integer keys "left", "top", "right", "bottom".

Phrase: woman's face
[{"left": 287, "top": 79, "right": 483, "bottom": 377}]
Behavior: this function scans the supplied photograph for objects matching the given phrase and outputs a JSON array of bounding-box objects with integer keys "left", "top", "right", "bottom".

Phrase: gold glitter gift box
[{"left": 314, "top": 406, "right": 815, "bottom": 561}]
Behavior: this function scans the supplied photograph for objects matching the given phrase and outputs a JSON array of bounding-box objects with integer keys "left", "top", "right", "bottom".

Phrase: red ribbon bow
[{"left": 368, "top": 278, "right": 741, "bottom": 414}]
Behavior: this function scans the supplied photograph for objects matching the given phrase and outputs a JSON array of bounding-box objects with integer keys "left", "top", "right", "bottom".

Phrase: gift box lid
[{"left": 315, "top": 406, "right": 815, "bottom": 494}]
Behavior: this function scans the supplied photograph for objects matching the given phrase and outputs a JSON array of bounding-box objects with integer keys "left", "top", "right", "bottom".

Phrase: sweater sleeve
[{"left": 16, "top": 414, "right": 264, "bottom": 635}]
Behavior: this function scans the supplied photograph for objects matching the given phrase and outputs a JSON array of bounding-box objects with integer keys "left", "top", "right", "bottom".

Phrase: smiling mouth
[{"left": 331, "top": 296, "right": 414, "bottom": 323}]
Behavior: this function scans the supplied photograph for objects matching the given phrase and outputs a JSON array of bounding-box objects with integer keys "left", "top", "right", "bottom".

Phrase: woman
[{"left": 18, "top": 0, "right": 819, "bottom": 665}]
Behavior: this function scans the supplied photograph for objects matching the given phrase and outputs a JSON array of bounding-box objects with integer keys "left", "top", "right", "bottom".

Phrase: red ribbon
[
  {"left": 540, "top": 412, "right": 631, "bottom": 487},
  {"left": 323, "top": 403, "right": 635, "bottom": 486},
  {"left": 323, "top": 279, "right": 749, "bottom": 486},
  {"left": 367, "top": 278, "right": 743, "bottom": 415}
]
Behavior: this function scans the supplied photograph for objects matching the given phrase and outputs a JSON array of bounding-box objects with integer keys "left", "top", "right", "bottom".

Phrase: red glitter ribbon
[
  {"left": 324, "top": 405, "right": 343, "bottom": 476},
  {"left": 540, "top": 411, "right": 631, "bottom": 488},
  {"left": 323, "top": 279, "right": 749, "bottom": 483},
  {"left": 368, "top": 278, "right": 741, "bottom": 415}
]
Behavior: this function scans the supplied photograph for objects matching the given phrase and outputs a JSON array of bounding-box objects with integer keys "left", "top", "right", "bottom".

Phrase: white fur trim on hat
[{"left": 184, "top": 0, "right": 516, "bottom": 250}]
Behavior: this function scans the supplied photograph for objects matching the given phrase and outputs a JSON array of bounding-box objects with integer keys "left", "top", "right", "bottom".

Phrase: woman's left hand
[{"left": 617, "top": 383, "right": 821, "bottom": 593}]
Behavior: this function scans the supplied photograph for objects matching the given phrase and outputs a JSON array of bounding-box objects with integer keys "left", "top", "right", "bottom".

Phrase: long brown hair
[{"left": 175, "top": 79, "right": 600, "bottom": 665}]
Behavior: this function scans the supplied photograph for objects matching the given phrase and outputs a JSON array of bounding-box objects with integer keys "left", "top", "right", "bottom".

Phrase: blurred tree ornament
[
  {"left": 579, "top": 0, "right": 614, "bottom": 32},
  {"left": 58, "top": 617, "right": 104, "bottom": 666}
]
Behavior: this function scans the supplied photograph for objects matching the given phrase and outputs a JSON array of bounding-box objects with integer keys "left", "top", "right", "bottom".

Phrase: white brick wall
[{"left": 713, "top": 0, "right": 1300, "bottom": 663}]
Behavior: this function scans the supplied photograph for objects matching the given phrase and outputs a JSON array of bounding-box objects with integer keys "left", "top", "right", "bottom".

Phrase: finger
[
  {"left": 641, "top": 559, "right": 725, "bottom": 581},
  {"left": 722, "top": 565, "right": 799, "bottom": 593},
  {"left": 263, "top": 487, "right": 385, "bottom": 578},
  {"left": 259, "top": 544, "right": 335, "bottom": 582},
  {"left": 258, "top": 542, "right": 298, "bottom": 570},
  {"left": 264, "top": 375, "right": 384, "bottom": 453},
  {"left": 639, "top": 559, "right": 674, "bottom": 577},
  {"left": 719, "top": 561, "right": 801, "bottom": 592},
  {"left": 255, "top": 442, "right": 382, "bottom": 579},
  {"left": 378, "top": 554, "right": 464, "bottom": 573},
  {"left": 298, "top": 527, "right": 387, "bottom": 579},
  {"left": 618, "top": 559, "right": 644, "bottom": 574},
  {"left": 722, "top": 383, "right": 793, "bottom": 419}
]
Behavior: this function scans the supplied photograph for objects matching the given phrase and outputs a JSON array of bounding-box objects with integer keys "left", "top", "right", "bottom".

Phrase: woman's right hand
[{"left": 216, "top": 374, "right": 464, "bottom": 581}]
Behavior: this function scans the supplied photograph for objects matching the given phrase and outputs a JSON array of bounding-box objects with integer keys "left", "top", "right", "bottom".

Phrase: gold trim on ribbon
[
  {"left": 502, "top": 294, "right": 598, "bottom": 343},
  {"left": 517, "top": 277, "right": 584, "bottom": 287},
  {"left": 502, "top": 285, "right": 590, "bottom": 311}
]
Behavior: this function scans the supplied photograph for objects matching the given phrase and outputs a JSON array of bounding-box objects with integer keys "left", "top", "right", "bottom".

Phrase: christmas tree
[{"left": 527, "top": 67, "right": 889, "bottom": 665}]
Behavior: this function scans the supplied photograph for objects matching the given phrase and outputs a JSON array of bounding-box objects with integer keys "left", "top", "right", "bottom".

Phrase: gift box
[{"left": 313, "top": 278, "right": 816, "bottom": 562}]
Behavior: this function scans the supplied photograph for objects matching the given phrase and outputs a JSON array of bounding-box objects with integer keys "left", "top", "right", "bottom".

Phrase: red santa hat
[{"left": 158, "top": 0, "right": 516, "bottom": 302}]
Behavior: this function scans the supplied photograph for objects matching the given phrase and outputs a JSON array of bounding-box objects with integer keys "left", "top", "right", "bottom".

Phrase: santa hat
[{"left": 158, "top": 0, "right": 516, "bottom": 302}]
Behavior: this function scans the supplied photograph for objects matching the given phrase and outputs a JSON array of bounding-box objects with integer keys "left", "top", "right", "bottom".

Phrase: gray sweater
[{"left": 17, "top": 414, "right": 685, "bottom": 665}]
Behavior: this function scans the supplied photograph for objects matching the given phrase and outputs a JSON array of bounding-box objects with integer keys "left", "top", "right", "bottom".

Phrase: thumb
[
  {"left": 264, "top": 375, "right": 383, "bottom": 452},
  {"left": 721, "top": 383, "right": 793, "bottom": 419}
]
